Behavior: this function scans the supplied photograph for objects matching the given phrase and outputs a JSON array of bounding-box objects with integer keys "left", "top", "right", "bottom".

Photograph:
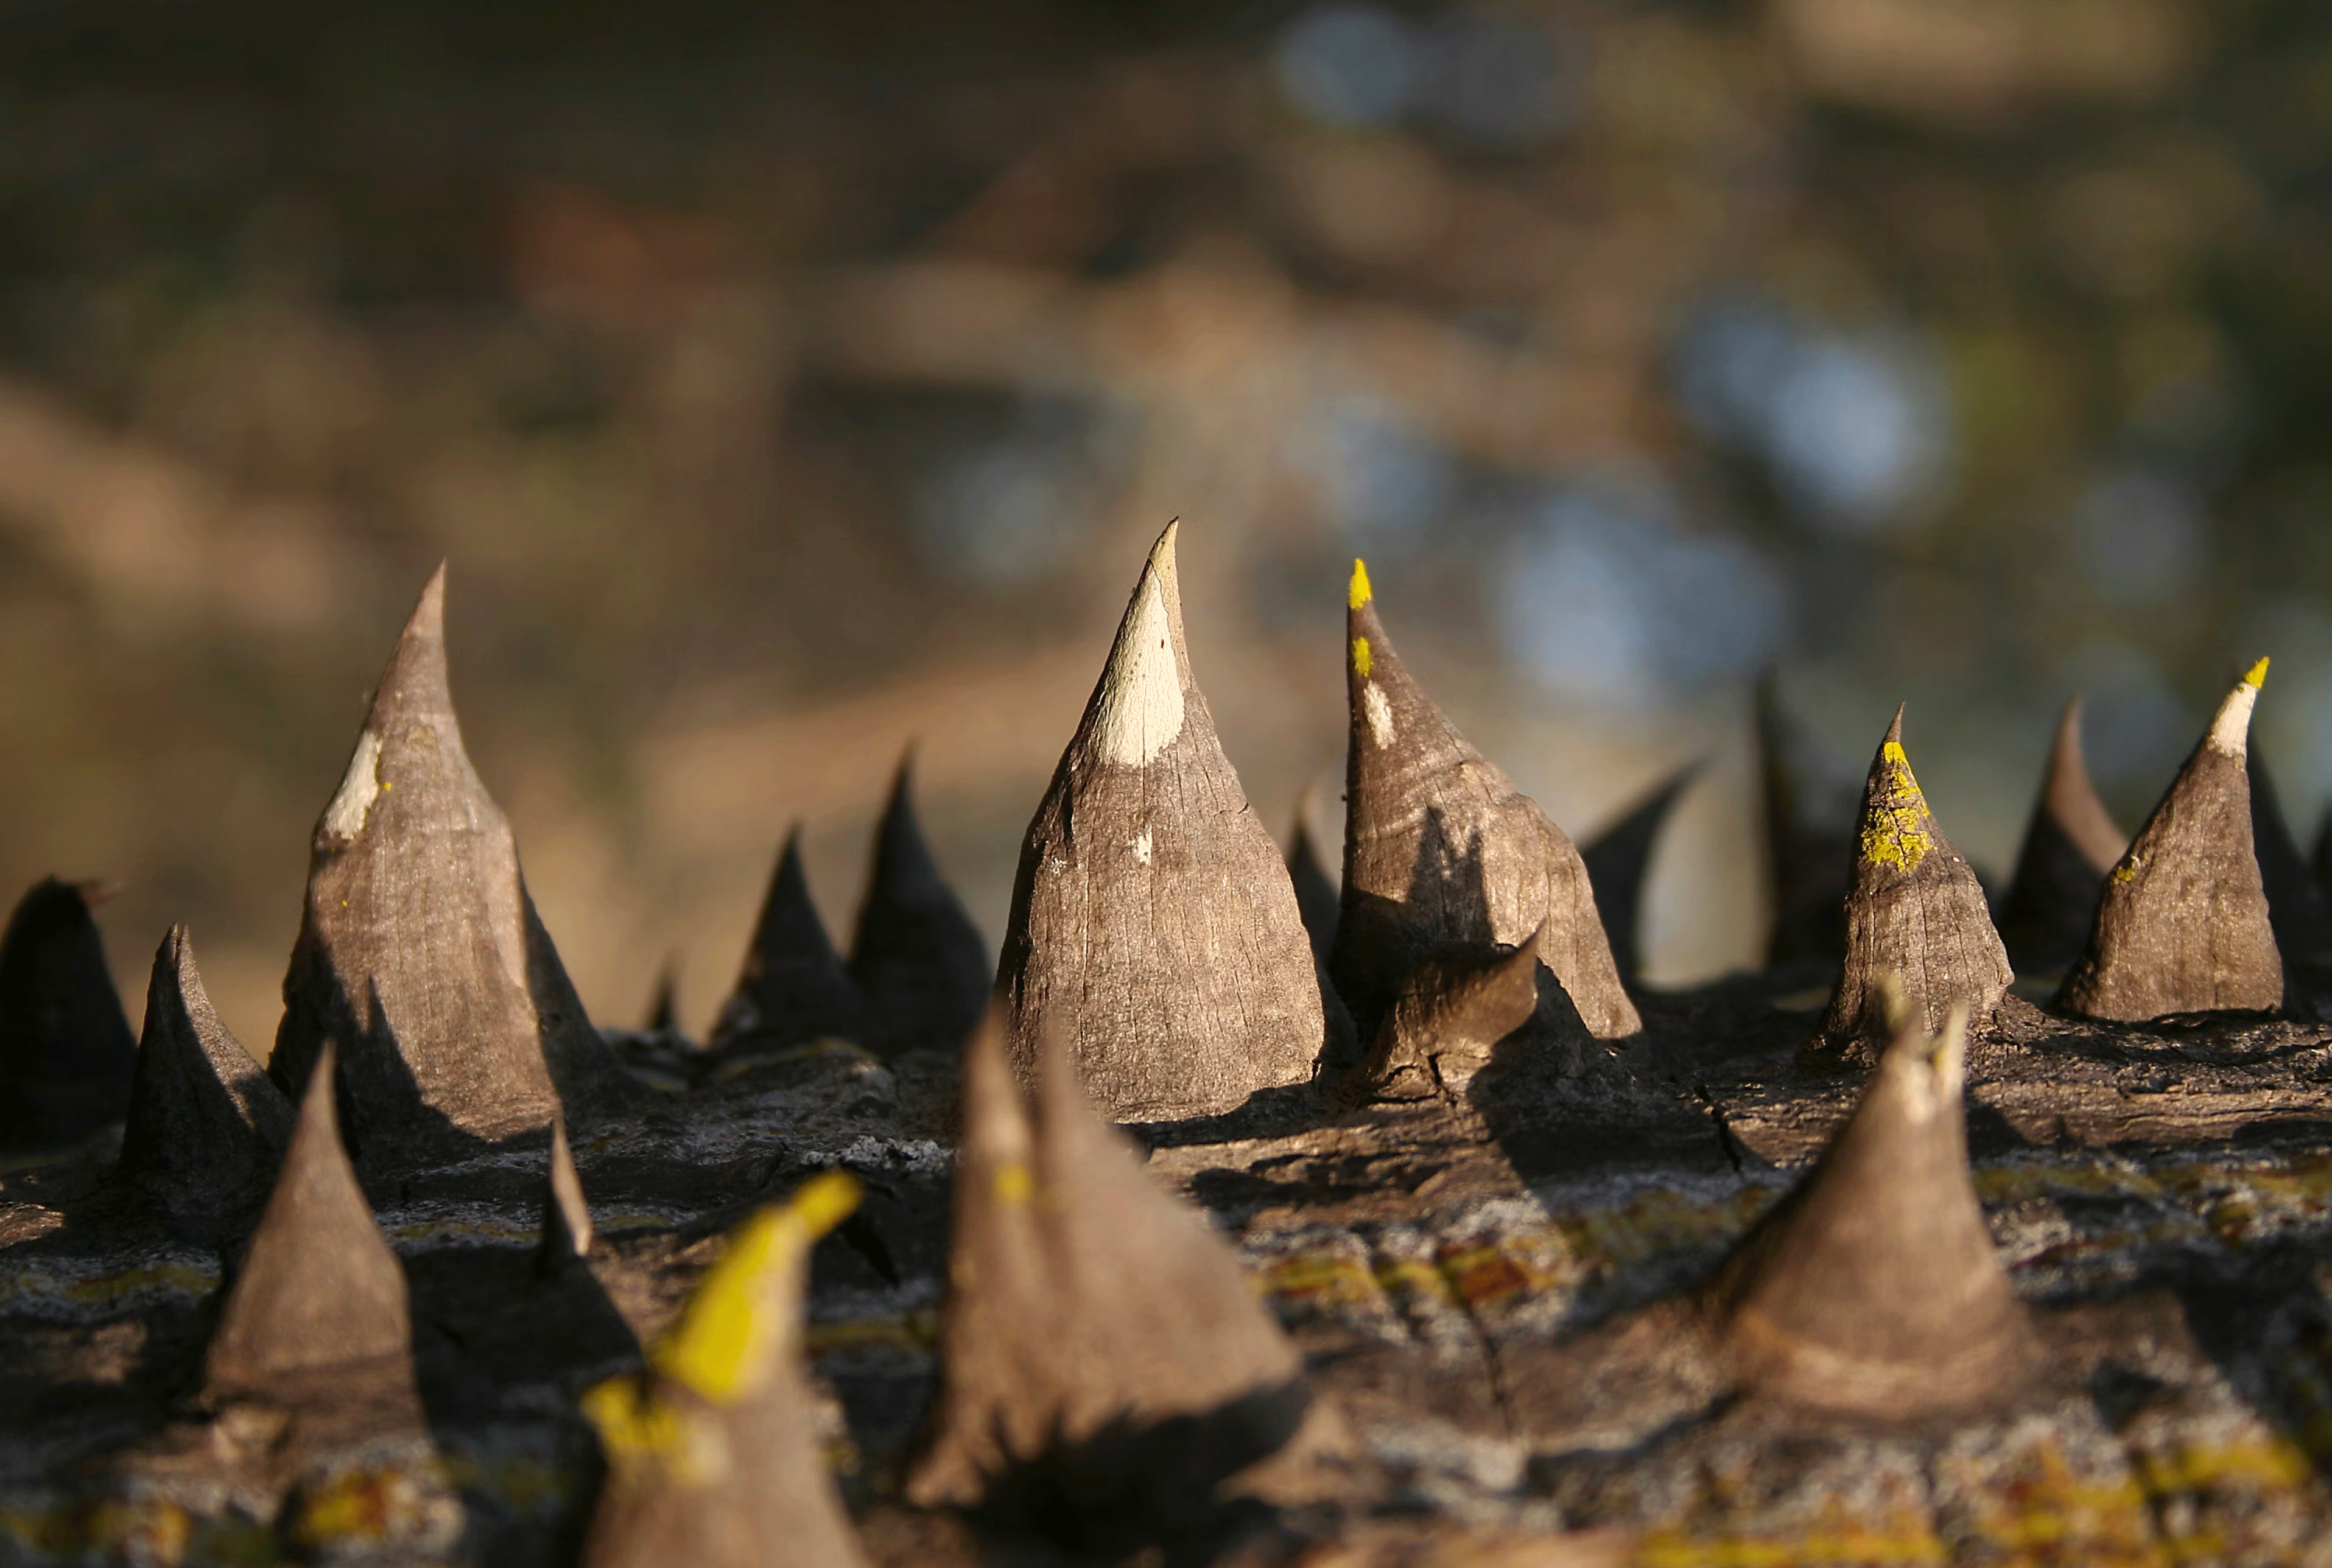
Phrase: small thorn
[
  {"left": 537, "top": 1116, "right": 594, "bottom": 1275},
  {"left": 713, "top": 827, "right": 866, "bottom": 1052},
  {"left": 205, "top": 1041, "right": 416, "bottom": 1407},
  {"left": 1719, "top": 996, "right": 2031, "bottom": 1416},
  {"left": 2058, "top": 667, "right": 2281, "bottom": 1021},
  {"left": 116, "top": 926, "right": 293, "bottom": 1239},
  {"left": 1813, "top": 709, "right": 2012, "bottom": 1065},
  {"left": 908, "top": 1006, "right": 1308, "bottom": 1515},
  {"left": 0, "top": 877, "right": 138, "bottom": 1155}
]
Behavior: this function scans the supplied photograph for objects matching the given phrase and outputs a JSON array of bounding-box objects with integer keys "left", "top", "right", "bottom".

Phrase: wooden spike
[
  {"left": 116, "top": 926, "right": 294, "bottom": 1238},
  {"left": 580, "top": 1174, "right": 869, "bottom": 1568},
  {"left": 1719, "top": 996, "right": 2032, "bottom": 1416},
  {"left": 712, "top": 827, "right": 867, "bottom": 1051},
  {"left": 997, "top": 523, "right": 1344, "bottom": 1119},
  {"left": 1579, "top": 763, "right": 1701, "bottom": 984},
  {"left": 848, "top": 752, "right": 991, "bottom": 1056},
  {"left": 2057, "top": 663, "right": 2281, "bottom": 1020},
  {"left": 537, "top": 1116, "right": 594, "bottom": 1276},
  {"left": 1815, "top": 707, "right": 2013, "bottom": 1063},
  {"left": 908, "top": 1004, "right": 1308, "bottom": 1516},
  {"left": 271, "top": 566, "right": 632, "bottom": 1164},
  {"left": 1334, "top": 561, "right": 1638, "bottom": 1045},
  {"left": 1996, "top": 700, "right": 2126, "bottom": 976},
  {"left": 205, "top": 1041, "right": 415, "bottom": 1406},
  {"left": 0, "top": 877, "right": 138, "bottom": 1154},
  {"left": 1756, "top": 672, "right": 1856, "bottom": 970},
  {"left": 1341, "top": 930, "right": 1543, "bottom": 1106}
]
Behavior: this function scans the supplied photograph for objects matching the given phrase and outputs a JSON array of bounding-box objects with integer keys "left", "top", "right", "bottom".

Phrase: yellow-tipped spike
[
  {"left": 652, "top": 1171, "right": 861, "bottom": 1404},
  {"left": 1349, "top": 558, "right": 1373, "bottom": 609},
  {"left": 2245, "top": 656, "right": 2270, "bottom": 689}
]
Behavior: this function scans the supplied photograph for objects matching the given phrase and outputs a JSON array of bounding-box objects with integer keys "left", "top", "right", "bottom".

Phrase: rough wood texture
[
  {"left": 114, "top": 926, "right": 293, "bottom": 1239},
  {"left": 203, "top": 1041, "right": 416, "bottom": 1409},
  {"left": 1719, "top": 999, "right": 2033, "bottom": 1416},
  {"left": 1995, "top": 699, "right": 2126, "bottom": 976},
  {"left": 998, "top": 522, "right": 1343, "bottom": 1119},
  {"left": 908, "top": 1006, "right": 1308, "bottom": 1519},
  {"left": 1815, "top": 707, "right": 2014, "bottom": 1063},
  {"left": 270, "top": 567, "right": 631, "bottom": 1164},
  {"left": 17, "top": 575, "right": 2332, "bottom": 1566},
  {"left": 1334, "top": 561, "right": 1638, "bottom": 1043},
  {"left": 2059, "top": 663, "right": 2283, "bottom": 1020}
]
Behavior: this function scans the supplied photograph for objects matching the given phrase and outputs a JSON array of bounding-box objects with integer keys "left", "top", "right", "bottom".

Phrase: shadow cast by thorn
[{"left": 960, "top": 1379, "right": 1311, "bottom": 1559}]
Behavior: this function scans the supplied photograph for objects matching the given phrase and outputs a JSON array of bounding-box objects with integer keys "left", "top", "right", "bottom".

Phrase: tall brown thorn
[
  {"left": 270, "top": 566, "right": 631, "bottom": 1164},
  {"left": 1995, "top": 700, "right": 2126, "bottom": 976},
  {"left": 847, "top": 752, "right": 991, "bottom": 1056},
  {"left": 1333, "top": 560, "right": 1637, "bottom": 1045},
  {"left": 2058, "top": 662, "right": 2281, "bottom": 1021},
  {"left": 997, "top": 522, "right": 1344, "bottom": 1120},
  {"left": 908, "top": 1004, "right": 1308, "bottom": 1514}
]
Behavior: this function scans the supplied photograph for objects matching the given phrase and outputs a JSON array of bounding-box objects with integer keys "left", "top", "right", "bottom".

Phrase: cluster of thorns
[{"left": 0, "top": 519, "right": 2317, "bottom": 1565}]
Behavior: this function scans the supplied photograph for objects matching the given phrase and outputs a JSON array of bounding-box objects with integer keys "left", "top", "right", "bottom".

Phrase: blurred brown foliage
[{"left": 2, "top": 0, "right": 2328, "bottom": 1042}]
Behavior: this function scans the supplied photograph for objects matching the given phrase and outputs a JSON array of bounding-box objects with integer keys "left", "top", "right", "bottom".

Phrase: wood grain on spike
[
  {"left": 1333, "top": 558, "right": 1637, "bottom": 1044},
  {"left": 2057, "top": 663, "right": 2281, "bottom": 1021},
  {"left": 997, "top": 522, "right": 1342, "bottom": 1120}
]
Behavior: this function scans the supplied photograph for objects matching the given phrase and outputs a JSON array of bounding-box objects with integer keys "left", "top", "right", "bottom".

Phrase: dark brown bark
[
  {"left": 848, "top": 755, "right": 991, "bottom": 1057},
  {"left": 2057, "top": 663, "right": 2281, "bottom": 1021},
  {"left": 997, "top": 523, "right": 1343, "bottom": 1119},
  {"left": 1718, "top": 998, "right": 2033, "bottom": 1416},
  {"left": 1332, "top": 561, "right": 1638, "bottom": 1046},
  {"left": 0, "top": 877, "right": 137, "bottom": 1154},
  {"left": 1995, "top": 700, "right": 2126, "bottom": 976},
  {"left": 205, "top": 1041, "right": 416, "bottom": 1408},
  {"left": 1341, "top": 931, "right": 1542, "bottom": 1106},
  {"left": 2248, "top": 744, "right": 2332, "bottom": 973},
  {"left": 1287, "top": 795, "right": 1342, "bottom": 968},
  {"left": 908, "top": 1004, "right": 1308, "bottom": 1517},
  {"left": 1579, "top": 763, "right": 1699, "bottom": 984},
  {"left": 1756, "top": 673, "right": 1855, "bottom": 971},
  {"left": 1813, "top": 707, "right": 2013, "bottom": 1064},
  {"left": 270, "top": 567, "right": 632, "bottom": 1165},
  {"left": 116, "top": 926, "right": 294, "bottom": 1240},
  {"left": 714, "top": 826, "right": 869, "bottom": 1051}
]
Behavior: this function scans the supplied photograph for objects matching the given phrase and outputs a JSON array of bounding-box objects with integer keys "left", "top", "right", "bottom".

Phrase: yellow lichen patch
[
  {"left": 652, "top": 1171, "right": 861, "bottom": 1405},
  {"left": 287, "top": 1457, "right": 452, "bottom": 1552},
  {"left": 1435, "top": 1237, "right": 1564, "bottom": 1311},
  {"left": 1350, "top": 558, "right": 1374, "bottom": 609},
  {"left": 1264, "top": 1250, "right": 1383, "bottom": 1312},
  {"left": 1634, "top": 1521, "right": 1948, "bottom": 1567},
  {"left": 583, "top": 1375, "right": 694, "bottom": 1471},
  {"left": 1857, "top": 740, "right": 1934, "bottom": 873},
  {"left": 2112, "top": 855, "right": 2141, "bottom": 886},
  {"left": 993, "top": 1161, "right": 1033, "bottom": 1205},
  {"left": 2245, "top": 657, "right": 2270, "bottom": 689},
  {"left": 1352, "top": 636, "right": 1373, "bottom": 678}
]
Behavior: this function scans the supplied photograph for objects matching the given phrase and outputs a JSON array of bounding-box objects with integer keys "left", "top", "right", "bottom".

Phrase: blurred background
[{"left": 2, "top": 0, "right": 2328, "bottom": 1048}]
